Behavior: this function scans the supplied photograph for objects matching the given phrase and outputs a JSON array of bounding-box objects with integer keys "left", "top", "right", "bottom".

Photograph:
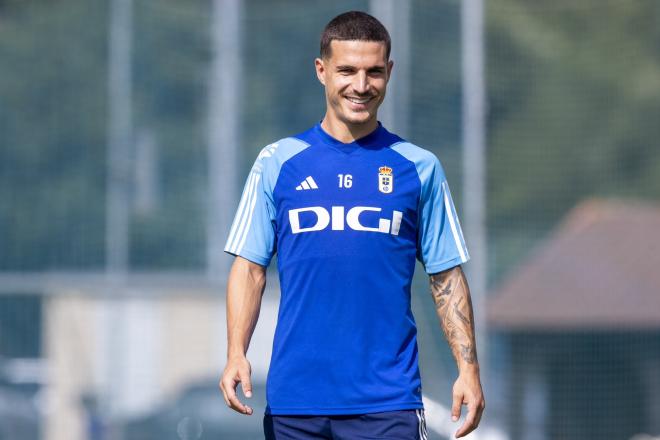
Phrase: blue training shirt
[{"left": 225, "top": 122, "right": 469, "bottom": 415}]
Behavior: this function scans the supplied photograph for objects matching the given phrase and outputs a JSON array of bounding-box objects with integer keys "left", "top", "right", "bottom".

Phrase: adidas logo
[{"left": 296, "top": 176, "right": 318, "bottom": 191}]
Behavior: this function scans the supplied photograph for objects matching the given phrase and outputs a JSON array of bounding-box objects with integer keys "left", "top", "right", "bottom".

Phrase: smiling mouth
[{"left": 345, "top": 96, "right": 374, "bottom": 105}]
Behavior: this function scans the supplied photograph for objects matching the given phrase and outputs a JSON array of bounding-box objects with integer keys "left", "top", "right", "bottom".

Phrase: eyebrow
[{"left": 335, "top": 65, "right": 386, "bottom": 71}]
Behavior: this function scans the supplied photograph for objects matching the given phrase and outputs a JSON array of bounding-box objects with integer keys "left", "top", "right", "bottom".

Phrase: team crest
[{"left": 378, "top": 166, "right": 393, "bottom": 194}]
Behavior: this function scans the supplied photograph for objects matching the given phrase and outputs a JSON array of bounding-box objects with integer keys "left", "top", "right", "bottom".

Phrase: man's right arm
[{"left": 219, "top": 256, "right": 267, "bottom": 416}]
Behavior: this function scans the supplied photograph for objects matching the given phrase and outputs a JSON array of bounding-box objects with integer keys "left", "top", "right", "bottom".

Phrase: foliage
[
  {"left": 487, "top": 0, "right": 660, "bottom": 281},
  {"left": 0, "top": 0, "right": 658, "bottom": 277}
]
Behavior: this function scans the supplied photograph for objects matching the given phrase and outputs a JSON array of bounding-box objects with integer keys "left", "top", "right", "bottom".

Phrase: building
[{"left": 488, "top": 199, "right": 660, "bottom": 440}]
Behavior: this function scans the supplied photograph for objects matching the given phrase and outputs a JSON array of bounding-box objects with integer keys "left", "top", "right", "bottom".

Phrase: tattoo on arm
[{"left": 430, "top": 267, "right": 478, "bottom": 365}]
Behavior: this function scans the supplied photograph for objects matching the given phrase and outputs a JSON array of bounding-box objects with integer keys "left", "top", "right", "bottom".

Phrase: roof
[{"left": 487, "top": 199, "right": 660, "bottom": 330}]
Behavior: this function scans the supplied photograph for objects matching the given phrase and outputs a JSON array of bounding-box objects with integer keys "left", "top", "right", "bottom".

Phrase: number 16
[{"left": 338, "top": 174, "right": 353, "bottom": 188}]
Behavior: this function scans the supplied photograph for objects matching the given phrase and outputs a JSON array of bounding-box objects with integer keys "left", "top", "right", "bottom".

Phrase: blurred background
[{"left": 1, "top": 0, "right": 659, "bottom": 439}]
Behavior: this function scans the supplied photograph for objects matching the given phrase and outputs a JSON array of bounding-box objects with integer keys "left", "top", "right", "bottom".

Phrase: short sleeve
[
  {"left": 224, "top": 157, "right": 277, "bottom": 267},
  {"left": 417, "top": 156, "right": 470, "bottom": 274}
]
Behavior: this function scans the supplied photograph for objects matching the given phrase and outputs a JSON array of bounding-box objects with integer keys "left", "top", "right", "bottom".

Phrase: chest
[{"left": 272, "top": 147, "right": 421, "bottom": 235}]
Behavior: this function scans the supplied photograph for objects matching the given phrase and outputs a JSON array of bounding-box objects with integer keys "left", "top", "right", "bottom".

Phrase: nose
[{"left": 352, "top": 70, "right": 369, "bottom": 95}]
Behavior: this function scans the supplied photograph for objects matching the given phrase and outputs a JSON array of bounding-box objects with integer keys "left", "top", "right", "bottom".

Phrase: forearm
[
  {"left": 429, "top": 265, "right": 479, "bottom": 373},
  {"left": 226, "top": 256, "right": 267, "bottom": 359}
]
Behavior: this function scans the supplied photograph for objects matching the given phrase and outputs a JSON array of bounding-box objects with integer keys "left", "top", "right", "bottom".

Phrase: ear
[
  {"left": 315, "top": 58, "right": 326, "bottom": 86},
  {"left": 386, "top": 59, "right": 394, "bottom": 83}
]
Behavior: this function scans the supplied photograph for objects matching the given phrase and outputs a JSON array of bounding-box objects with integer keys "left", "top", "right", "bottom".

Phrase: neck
[{"left": 320, "top": 114, "right": 379, "bottom": 143}]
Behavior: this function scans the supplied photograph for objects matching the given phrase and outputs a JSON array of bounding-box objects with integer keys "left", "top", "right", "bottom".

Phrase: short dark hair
[{"left": 320, "top": 11, "right": 391, "bottom": 60}]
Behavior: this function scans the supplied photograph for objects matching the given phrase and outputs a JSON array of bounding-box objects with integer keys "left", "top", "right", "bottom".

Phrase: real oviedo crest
[{"left": 378, "top": 166, "right": 393, "bottom": 194}]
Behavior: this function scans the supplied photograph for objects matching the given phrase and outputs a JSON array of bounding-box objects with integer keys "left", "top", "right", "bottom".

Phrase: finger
[
  {"left": 455, "top": 402, "right": 478, "bottom": 438},
  {"left": 228, "top": 391, "right": 252, "bottom": 415},
  {"left": 451, "top": 391, "right": 462, "bottom": 422},
  {"left": 227, "top": 389, "right": 249, "bottom": 414},
  {"left": 474, "top": 400, "right": 485, "bottom": 428},
  {"left": 474, "top": 401, "right": 484, "bottom": 426},
  {"left": 218, "top": 380, "right": 231, "bottom": 407},
  {"left": 239, "top": 368, "right": 253, "bottom": 398},
  {"left": 223, "top": 377, "right": 250, "bottom": 414}
]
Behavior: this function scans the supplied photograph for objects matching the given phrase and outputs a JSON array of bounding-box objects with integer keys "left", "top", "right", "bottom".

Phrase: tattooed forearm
[
  {"left": 453, "top": 298, "right": 471, "bottom": 327},
  {"left": 431, "top": 279, "right": 452, "bottom": 308},
  {"left": 461, "top": 343, "right": 476, "bottom": 364},
  {"left": 430, "top": 266, "right": 478, "bottom": 366}
]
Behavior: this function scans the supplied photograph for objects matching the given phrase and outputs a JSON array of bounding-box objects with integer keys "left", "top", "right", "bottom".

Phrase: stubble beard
[{"left": 336, "top": 95, "right": 382, "bottom": 127}]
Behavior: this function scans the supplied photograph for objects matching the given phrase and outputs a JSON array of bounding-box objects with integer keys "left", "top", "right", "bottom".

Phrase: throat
[{"left": 320, "top": 114, "right": 379, "bottom": 143}]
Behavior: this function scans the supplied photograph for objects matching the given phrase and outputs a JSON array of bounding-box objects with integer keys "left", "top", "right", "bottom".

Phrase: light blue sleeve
[
  {"left": 224, "top": 138, "right": 309, "bottom": 266},
  {"left": 392, "top": 143, "right": 470, "bottom": 274}
]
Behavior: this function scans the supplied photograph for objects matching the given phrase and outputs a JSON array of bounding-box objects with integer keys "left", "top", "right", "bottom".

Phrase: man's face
[{"left": 315, "top": 40, "right": 393, "bottom": 127}]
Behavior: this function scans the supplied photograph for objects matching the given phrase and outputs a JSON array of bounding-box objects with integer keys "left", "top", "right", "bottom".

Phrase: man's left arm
[{"left": 429, "top": 265, "right": 485, "bottom": 438}]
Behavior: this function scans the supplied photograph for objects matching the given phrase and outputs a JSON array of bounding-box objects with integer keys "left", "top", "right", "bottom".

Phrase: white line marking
[
  {"left": 229, "top": 173, "right": 260, "bottom": 253},
  {"left": 226, "top": 172, "right": 256, "bottom": 252},
  {"left": 416, "top": 409, "right": 423, "bottom": 440},
  {"left": 443, "top": 181, "right": 468, "bottom": 263},
  {"left": 391, "top": 211, "right": 402, "bottom": 235},
  {"left": 306, "top": 176, "right": 318, "bottom": 189},
  {"left": 235, "top": 174, "right": 261, "bottom": 254}
]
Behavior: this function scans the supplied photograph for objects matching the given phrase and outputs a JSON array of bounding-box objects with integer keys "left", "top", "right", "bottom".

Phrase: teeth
[{"left": 347, "top": 97, "right": 371, "bottom": 104}]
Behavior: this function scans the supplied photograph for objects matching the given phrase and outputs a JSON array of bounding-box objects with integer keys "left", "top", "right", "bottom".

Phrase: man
[{"left": 220, "top": 11, "right": 485, "bottom": 440}]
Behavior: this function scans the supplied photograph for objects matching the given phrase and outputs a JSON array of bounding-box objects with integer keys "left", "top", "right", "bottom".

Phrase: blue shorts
[{"left": 263, "top": 409, "right": 428, "bottom": 440}]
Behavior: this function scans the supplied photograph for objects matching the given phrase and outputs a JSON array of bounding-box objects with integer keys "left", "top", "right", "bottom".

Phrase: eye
[{"left": 336, "top": 66, "right": 356, "bottom": 75}]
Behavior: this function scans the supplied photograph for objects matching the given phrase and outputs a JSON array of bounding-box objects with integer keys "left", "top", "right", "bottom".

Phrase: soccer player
[{"left": 220, "top": 10, "right": 485, "bottom": 439}]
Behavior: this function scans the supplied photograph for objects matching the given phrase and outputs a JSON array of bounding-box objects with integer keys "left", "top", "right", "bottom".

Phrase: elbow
[{"left": 233, "top": 256, "right": 267, "bottom": 287}]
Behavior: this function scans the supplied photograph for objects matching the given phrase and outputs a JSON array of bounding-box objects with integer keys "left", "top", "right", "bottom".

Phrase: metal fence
[{"left": 1, "top": 0, "right": 659, "bottom": 439}]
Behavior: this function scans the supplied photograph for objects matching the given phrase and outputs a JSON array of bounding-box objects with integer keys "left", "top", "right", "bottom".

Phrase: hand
[
  {"left": 219, "top": 356, "right": 254, "bottom": 415},
  {"left": 451, "top": 371, "right": 485, "bottom": 438}
]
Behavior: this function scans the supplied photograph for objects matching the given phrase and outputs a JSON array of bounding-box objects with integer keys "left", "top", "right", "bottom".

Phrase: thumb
[
  {"left": 239, "top": 368, "right": 252, "bottom": 398},
  {"left": 452, "top": 391, "right": 462, "bottom": 422}
]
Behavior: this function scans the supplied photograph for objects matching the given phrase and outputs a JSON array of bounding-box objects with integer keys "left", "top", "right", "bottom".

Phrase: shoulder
[
  {"left": 389, "top": 141, "right": 444, "bottom": 181},
  {"left": 252, "top": 136, "right": 311, "bottom": 174}
]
